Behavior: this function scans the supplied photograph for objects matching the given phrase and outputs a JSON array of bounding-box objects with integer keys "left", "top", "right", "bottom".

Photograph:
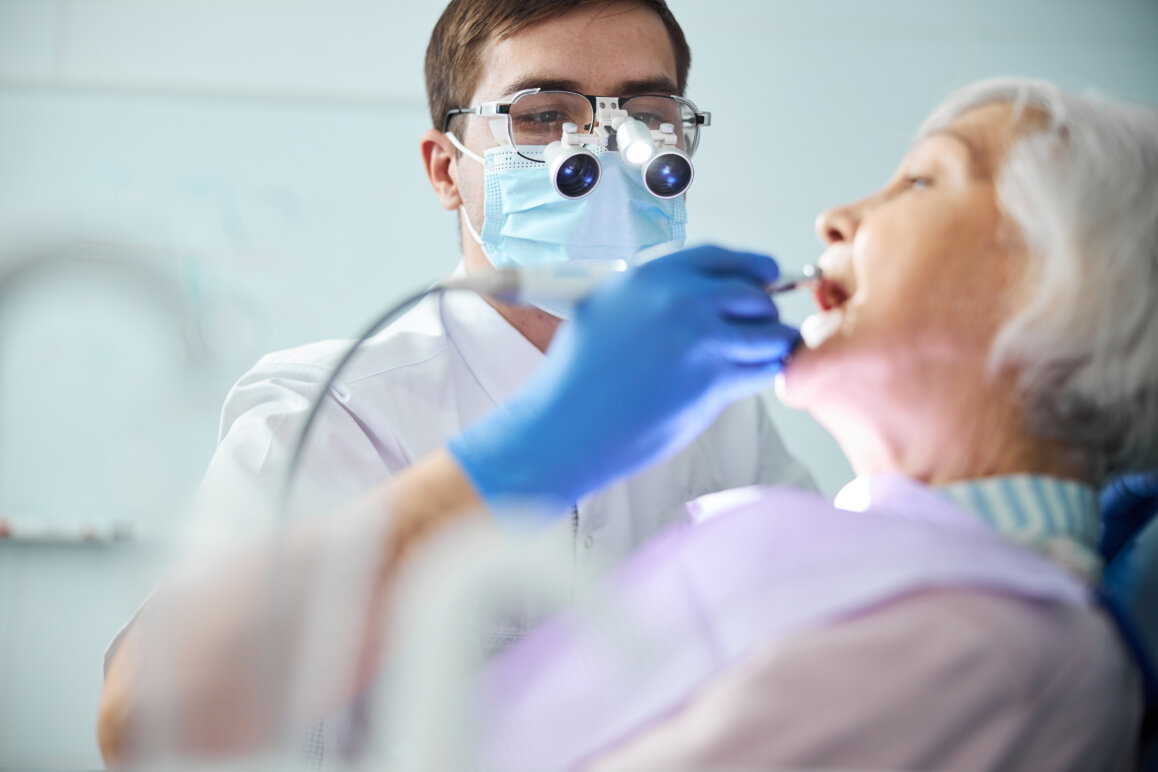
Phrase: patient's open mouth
[
  {"left": 800, "top": 270, "right": 852, "bottom": 349},
  {"left": 814, "top": 277, "right": 850, "bottom": 312}
]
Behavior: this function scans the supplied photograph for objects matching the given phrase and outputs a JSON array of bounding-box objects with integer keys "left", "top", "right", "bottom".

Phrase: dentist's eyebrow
[
  {"left": 500, "top": 77, "right": 583, "bottom": 96},
  {"left": 616, "top": 77, "right": 681, "bottom": 96},
  {"left": 499, "top": 76, "right": 680, "bottom": 99}
]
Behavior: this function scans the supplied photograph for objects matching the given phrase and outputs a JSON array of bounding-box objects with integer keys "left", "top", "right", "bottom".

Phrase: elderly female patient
[
  {"left": 99, "top": 78, "right": 1157, "bottom": 769},
  {"left": 460, "top": 77, "right": 1158, "bottom": 770}
]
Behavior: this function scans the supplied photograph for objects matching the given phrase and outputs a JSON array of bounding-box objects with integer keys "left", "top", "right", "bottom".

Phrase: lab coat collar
[{"left": 439, "top": 262, "right": 545, "bottom": 406}]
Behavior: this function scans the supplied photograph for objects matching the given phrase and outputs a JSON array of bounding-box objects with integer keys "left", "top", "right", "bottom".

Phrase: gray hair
[{"left": 919, "top": 78, "right": 1158, "bottom": 480}]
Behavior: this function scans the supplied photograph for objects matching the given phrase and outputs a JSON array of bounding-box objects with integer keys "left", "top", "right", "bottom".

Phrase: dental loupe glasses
[
  {"left": 444, "top": 89, "right": 711, "bottom": 200},
  {"left": 545, "top": 99, "right": 703, "bottom": 200}
]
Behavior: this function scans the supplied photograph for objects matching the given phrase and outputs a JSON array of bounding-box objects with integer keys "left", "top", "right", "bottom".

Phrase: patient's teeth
[{"left": 800, "top": 309, "right": 844, "bottom": 348}]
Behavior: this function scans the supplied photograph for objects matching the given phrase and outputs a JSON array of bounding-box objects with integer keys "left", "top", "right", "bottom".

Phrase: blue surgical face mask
[{"left": 447, "top": 134, "right": 687, "bottom": 318}]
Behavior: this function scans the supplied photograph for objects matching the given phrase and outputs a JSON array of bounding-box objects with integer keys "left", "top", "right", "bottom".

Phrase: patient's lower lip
[{"left": 800, "top": 308, "right": 844, "bottom": 348}]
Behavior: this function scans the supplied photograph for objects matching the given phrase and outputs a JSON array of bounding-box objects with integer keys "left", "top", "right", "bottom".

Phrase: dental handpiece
[
  {"left": 439, "top": 261, "right": 822, "bottom": 305},
  {"left": 766, "top": 263, "right": 822, "bottom": 295},
  {"left": 437, "top": 261, "right": 628, "bottom": 305}
]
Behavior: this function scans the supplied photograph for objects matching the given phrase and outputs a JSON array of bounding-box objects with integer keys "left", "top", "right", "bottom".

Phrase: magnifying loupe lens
[
  {"left": 553, "top": 152, "right": 601, "bottom": 199},
  {"left": 643, "top": 151, "right": 693, "bottom": 198}
]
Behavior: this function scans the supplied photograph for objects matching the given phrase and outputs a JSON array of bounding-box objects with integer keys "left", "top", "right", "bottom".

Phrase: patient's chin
[
  {"left": 775, "top": 353, "right": 822, "bottom": 410},
  {"left": 777, "top": 309, "right": 838, "bottom": 403},
  {"left": 776, "top": 330, "right": 862, "bottom": 414}
]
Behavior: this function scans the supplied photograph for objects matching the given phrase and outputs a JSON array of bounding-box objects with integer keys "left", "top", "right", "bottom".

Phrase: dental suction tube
[
  {"left": 283, "top": 260, "right": 627, "bottom": 498},
  {"left": 284, "top": 259, "right": 813, "bottom": 502}
]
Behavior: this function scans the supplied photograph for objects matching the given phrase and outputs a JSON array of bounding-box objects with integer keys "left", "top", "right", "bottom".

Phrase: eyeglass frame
[{"left": 441, "top": 88, "right": 712, "bottom": 160}]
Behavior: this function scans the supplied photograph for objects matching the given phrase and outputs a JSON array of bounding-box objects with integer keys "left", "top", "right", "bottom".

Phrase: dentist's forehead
[
  {"left": 472, "top": 2, "right": 678, "bottom": 103},
  {"left": 495, "top": 76, "right": 681, "bottom": 101}
]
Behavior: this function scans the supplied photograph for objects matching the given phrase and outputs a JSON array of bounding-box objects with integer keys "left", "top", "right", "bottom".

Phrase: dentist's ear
[{"left": 420, "top": 129, "right": 463, "bottom": 210}]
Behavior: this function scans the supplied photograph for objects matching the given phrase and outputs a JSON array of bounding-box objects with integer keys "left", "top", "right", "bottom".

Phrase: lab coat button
[{"left": 584, "top": 534, "right": 594, "bottom": 548}]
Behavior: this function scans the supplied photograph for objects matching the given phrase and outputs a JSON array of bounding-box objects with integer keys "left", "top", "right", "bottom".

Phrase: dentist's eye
[{"left": 904, "top": 176, "right": 931, "bottom": 191}]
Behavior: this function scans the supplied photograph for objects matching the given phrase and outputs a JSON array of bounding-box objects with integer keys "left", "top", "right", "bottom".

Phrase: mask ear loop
[
  {"left": 445, "top": 131, "right": 485, "bottom": 165},
  {"left": 444, "top": 131, "right": 486, "bottom": 245},
  {"left": 458, "top": 206, "right": 484, "bottom": 246}
]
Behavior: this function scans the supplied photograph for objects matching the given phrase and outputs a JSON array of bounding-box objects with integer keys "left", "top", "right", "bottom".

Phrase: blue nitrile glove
[{"left": 447, "top": 245, "right": 801, "bottom": 510}]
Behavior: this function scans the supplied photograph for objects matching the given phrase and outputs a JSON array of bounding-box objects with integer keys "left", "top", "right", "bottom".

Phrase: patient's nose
[{"left": 814, "top": 203, "right": 858, "bottom": 246}]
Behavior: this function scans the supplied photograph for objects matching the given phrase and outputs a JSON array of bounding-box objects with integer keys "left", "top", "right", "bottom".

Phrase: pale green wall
[{"left": 1, "top": 2, "right": 1155, "bottom": 767}]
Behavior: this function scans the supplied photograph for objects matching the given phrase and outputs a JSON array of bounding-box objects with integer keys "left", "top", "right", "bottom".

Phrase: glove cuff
[{"left": 447, "top": 403, "right": 579, "bottom": 521}]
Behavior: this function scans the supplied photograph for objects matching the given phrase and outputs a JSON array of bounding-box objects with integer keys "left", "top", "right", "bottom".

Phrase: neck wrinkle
[
  {"left": 821, "top": 373, "right": 1086, "bottom": 487},
  {"left": 485, "top": 298, "right": 561, "bottom": 354}
]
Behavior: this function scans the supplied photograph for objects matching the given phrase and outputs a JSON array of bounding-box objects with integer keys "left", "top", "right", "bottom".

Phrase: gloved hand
[{"left": 448, "top": 245, "right": 801, "bottom": 509}]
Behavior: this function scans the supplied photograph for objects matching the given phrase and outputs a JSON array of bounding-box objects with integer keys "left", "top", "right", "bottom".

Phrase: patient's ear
[{"left": 420, "top": 129, "right": 462, "bottom": 211}]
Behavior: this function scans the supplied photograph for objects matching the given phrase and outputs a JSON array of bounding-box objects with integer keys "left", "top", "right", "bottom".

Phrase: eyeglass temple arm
[{"left": 442, "top": 103, "right": 512, "bottom": 133}]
